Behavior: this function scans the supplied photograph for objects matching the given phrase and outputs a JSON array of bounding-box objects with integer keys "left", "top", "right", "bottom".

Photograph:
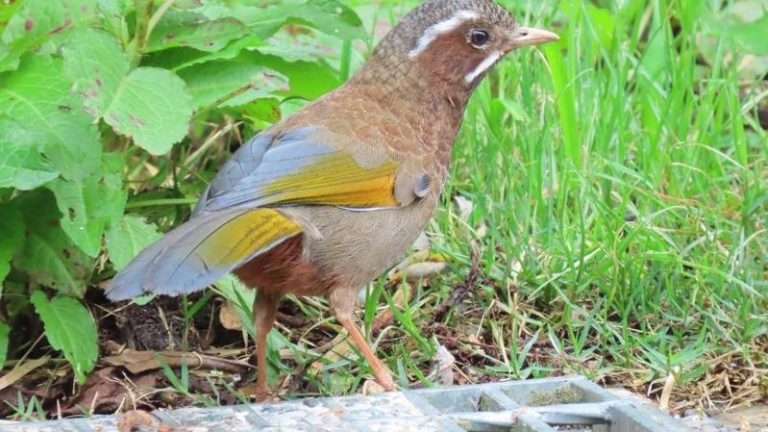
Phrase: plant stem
[
  {"left": 125, "top": 197, "right": 198, "bottom": 209},
  {"left": 128, "top": 0, "right": 153, "bottom": 68}
]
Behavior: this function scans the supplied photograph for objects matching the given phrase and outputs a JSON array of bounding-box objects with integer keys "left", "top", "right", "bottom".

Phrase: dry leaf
[
  {"left": 389, "top": 262, "right": 447, "bottom": 283},
  {"left": 659, "top": 373, "right": 675, "bottom": 411},
  {"left": 454, "top": 195, "right": 474, "bottom": 221},
  {"left": 219, "top": 301, "right": 243, "bottom": 331},
  {"left": 0, "top": 357, "right": 50, "bottom": 392},
  {"left": 59, "top": 368, "right": 161, "bottom": 417},
  {"left": 429, "top": 345, "right": 456, "bottom": 385},
  {"left": 362, "top": 379, "right": 386, "bottom": 395}
]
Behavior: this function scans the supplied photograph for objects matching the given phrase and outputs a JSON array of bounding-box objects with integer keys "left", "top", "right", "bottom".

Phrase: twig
[{"left": 103, "top": 349, "right": 252, "bottom": 374}]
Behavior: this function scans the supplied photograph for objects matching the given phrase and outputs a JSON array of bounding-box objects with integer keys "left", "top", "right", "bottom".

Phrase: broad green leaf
[
  {"left": 0, "top": 0, "right": 98, "bottom": 72},
  {"left": 178, "top": 59, "right": 288, "bottom": 109},
  {"left": 257, "top": 31, "right": 333, "bottom": 63},
  {"left": 62, "top": 28, "right": 129, "bottom": 117},
  {"left": 62, "top": 29, "right": 193, "bottom": 155},
  {"left": 104, "top": 68, "right": 193, "bottom": 154},
  {"left": 253, "top": 52, "right": 341, "bottom": 100},
  {"left": 47, "top": 154, "right": 127, "bottom": 257},
  {"left": 193, "top": 2, "right": 290, "bottom": 40},
  {"left": 105, "top": 215, "right": 161, "bottom": 271},
  {"left": 0, "top": 55, "right": 102, "bottom": 180},
  {"left": 147, "top": 11, "right": 249, "bottom": 53},
  {"left": 0, "top": 321, "right": 8, "bottom": 370},
  {"left": 234, "top": 0, "right": 366, "bottom": 41},
  {"left": 14, "top": 190, "right": 91, "bottom": 297},
  {"left": 287, "top": 0, "right": 367, "bottom": 41},
  {"left": 96, "top": 0, "right": 131, "bottom": 17},
  {"left": 97, "top": 0, "right": 132, "bottom": 39},
  {"left": 144, "top": 35, "right": 265, "bottom": 72},
  {"left": 0, "top": 117, "right": 59, "bottom": 190},
  {"left": 0, "top": 204, "right": 24, "bottom": 284},
  {"left": 30, "top": 291, "right": 97, "bottom": 384},
  {"left": 0, "top": 0, "right": 26, "bottom": 31}
]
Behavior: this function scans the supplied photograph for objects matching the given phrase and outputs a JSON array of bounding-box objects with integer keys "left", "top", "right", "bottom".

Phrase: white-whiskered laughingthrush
[{"left": 108, "top": 0, "right": 558, "bottom": 398}]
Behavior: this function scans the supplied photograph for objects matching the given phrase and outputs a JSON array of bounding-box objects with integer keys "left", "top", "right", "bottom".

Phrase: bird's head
[{"left": 354, "top": 0, "right": 558, "bottom": 91}]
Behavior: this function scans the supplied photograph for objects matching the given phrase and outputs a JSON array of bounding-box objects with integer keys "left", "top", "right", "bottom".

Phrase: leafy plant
[
  {"left": 29, "top": 291, "right": 98, "bottom": 384},
  {"left": 0, "top": 0, "right": 365, "bottom": 383}
]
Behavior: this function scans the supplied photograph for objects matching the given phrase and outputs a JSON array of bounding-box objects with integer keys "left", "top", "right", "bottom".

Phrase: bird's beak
[{"left": 507, "top": 26, "right": 560, "bottom": 49}]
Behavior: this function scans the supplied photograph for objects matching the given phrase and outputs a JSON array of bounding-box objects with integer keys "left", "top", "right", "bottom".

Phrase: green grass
[{"left": 300, "top": 0, "right": 767, "bottom": 410}]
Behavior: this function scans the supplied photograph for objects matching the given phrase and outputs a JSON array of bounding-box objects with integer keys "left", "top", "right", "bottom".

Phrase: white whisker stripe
[
  {"left": 465, "top": 51, "right": 502, "bottom": 84},
  {"left": 408, "top": 10, "right": 479, "bottom": 58}
]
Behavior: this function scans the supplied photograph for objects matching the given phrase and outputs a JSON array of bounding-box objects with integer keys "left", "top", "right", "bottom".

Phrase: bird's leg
[
  {"left": 252, "top": 290, "right": 280, "bottom": 401},
  {"left": 330, "top": 290, "right": 395, "bottom": 391}
]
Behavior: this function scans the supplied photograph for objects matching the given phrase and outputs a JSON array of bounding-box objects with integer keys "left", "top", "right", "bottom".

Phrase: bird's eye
[{"left": 469, "top": 29, "right": 490, "bottom": 47}]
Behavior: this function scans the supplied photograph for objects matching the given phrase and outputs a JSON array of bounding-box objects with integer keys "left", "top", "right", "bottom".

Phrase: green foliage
[
  {"left": 47, "top": 154, "right": 127, "bottom": 257},
  {"left": 105, "top": 215, "right": 162, "bottom": 271},
  {"left": 0, "top": 0, "right": 364, "bottom": 385},
  {"left": 0, "top": 119, "right": 59, "bottom": 190},
  {"left": 30, "top": 291, "right": 98, "bottom": 383},
  {"left": 1, "top": 55, "right": 102, "bottom": 181},
  {"left": 0, "top": 204, "right": 24, "bottom": 283},
  {"left": 62, "top": 28, "right": 194, "bottom": 155},
  {"left": 0, "top": 322, "right": 9, "bottom": 370},
  {"left": 0, "top": 0, "right": 100, "bottom": 72},
  {"left": 13, "top": 190, "right": 92, "bottom": 297}
]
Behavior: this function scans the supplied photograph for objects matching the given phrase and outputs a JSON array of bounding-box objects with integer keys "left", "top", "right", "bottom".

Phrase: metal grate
[{"left": 0, "top": 376, "right": 690, "bottom": 431}]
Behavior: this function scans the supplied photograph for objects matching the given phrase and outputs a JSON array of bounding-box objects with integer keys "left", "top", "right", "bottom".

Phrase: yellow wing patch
[
  {"left": 197, "top": 209, "right": 302, "bottom": 267},
  {"left": 264, "top": 153, "right": 399, "bottom": 207}
]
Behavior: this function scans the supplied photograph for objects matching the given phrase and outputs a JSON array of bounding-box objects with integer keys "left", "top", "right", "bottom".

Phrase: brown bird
[{"left": 107, "top": 0, "right": 558, "bottom": 398}]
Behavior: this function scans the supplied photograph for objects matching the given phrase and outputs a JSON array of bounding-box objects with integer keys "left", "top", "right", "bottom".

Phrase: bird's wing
[
  {"left": 199, "top": 126, "right": 429, "bottom": 212},
  {"left": 107, "top": 126, "right": 429, "bottom": 300},
  {"left": 107, "top": 208, "right": 302, "bottom": 299}
]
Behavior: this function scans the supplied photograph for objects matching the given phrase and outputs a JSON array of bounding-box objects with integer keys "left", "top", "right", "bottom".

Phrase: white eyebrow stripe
[
  {"left": 408, "top": 10, "right": 480, "bottom": 58},
  {"left": 465, "top": 50, "right": 502, "bottom": 83}
]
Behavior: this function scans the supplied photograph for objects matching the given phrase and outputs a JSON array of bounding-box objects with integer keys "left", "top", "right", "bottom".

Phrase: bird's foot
[
  {"left": 373, "top": 367, "right": 396, "bottom": 391},
  {"left": 253, "top": 389, "right": 274, "bottom": 403},
  {"left": 241, "top": 383, "right": 277, "bottom": 403}
]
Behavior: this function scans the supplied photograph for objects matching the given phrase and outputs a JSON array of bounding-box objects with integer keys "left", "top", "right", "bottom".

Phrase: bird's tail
[{"left": 106, "top": 208, "right": 302, "bottom": 300}]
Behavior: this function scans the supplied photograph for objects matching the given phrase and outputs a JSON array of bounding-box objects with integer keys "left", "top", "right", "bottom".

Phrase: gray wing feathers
[
  {"left": 205, "top": 129, "right": 336, "bottom": 211},
  {"left": 207, "top": 132, "right": 275, "bottom": 201},
  {"left": 106, "top": 209, "right": 247, "bottom": 300},
  {"left": 192, "top": 133, "right": 273, "bottom": 219}
]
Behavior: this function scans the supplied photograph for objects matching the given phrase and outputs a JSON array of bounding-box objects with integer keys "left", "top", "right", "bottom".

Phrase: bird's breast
[{"left": 284, "top": 194, "right": 440, "bottom": 290}]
